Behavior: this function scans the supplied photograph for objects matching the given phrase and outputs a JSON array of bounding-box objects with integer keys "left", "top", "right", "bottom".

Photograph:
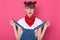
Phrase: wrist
[
  {"left": 44, "top": 26, "right": 47, "bottom": 29},
  {"left": 13, "top": 25, "right": 16, "bottom": 29}
]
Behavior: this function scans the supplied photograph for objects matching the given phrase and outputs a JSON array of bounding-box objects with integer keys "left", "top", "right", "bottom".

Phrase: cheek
[
  {"left": 31, "top": 10, "right": 34, "bottom": 14},
  {"left": 26, "top": 9, "right": 30, "bottom": 13},
  {"left": 26, "top": 9, "right": 34, "bottom": 15}
]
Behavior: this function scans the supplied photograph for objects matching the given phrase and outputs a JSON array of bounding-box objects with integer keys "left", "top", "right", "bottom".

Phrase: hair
[{"left": 24, "top": 1, "right": 37, "bottom": 9}]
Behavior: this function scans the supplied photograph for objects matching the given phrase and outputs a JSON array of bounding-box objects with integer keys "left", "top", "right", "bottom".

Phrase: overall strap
[
  {"left": 13, "top": 19, "right": 24, "bottom": 30},
  {"left": 34, "top": 21, "right": 47, "bottom": 30}
]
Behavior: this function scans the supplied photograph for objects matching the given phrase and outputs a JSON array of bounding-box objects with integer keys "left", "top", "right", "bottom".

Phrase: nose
[
  {"left": 29, "top": 11, "right": 31, "bottom": 14},
  {"left": 29, "top": 8, "right": 31, "bottom": 10}
]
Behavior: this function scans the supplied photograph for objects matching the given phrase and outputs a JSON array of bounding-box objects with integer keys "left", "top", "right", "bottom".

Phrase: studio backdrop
[{"left": 0, "top": 0, "right": 60, "bottom": 40}]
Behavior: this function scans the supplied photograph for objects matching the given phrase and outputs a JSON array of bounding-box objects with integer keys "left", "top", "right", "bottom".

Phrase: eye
[{"left": 26, "top": 7, "right": 29, "bottom": 9}]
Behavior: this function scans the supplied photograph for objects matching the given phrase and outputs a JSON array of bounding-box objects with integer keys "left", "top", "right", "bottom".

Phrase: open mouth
[{"left": 29, "top": 12, "right": 31, "bottom": 14}]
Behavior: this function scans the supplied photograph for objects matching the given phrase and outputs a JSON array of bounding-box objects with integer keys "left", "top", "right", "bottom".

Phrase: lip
[{"left": 29, "top": 12, "right": 31, "bottom": 14}]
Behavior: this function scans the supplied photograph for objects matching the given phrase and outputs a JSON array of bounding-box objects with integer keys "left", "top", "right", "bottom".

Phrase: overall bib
[{"left": 13, "top": 20, "right": 46, "bottom": 40}]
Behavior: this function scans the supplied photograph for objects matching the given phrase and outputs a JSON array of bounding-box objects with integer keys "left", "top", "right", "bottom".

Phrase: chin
[{"left": 29, "top": 15, "right": 31, "bottom": 17}]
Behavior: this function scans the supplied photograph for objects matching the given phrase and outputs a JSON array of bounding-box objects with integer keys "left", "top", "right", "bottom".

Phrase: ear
[
  {"left": 33, "top": 1, "right": 37, "bottom": 4},
  {"left": 24, "top": 1, "right": 27, "bottom": 5}
]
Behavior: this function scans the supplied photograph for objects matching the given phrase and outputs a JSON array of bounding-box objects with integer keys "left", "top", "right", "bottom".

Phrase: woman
[{"left": 10, "top": 1, "right": 50, "bottom": 40}]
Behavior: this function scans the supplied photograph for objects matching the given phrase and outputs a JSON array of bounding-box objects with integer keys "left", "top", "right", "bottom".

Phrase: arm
[
  {"left": 10, "top": 20, "right": 19, "bottom": 40},
  {"left": 37, "top": 21, "right": 50, "bottom": 40},
  {"left": 40, "top": 21, "right": 50, "bottom": 40},
  {"left": 13, "top": 25, "right": 19, "bottom": 40},
  {"left": 37, "top": 27, "right": 42, "bottom": 40},
  {"left": 17, "top": 27, "right": 22, "bottom": 40},
  {"left": 40, "top": 26, "right": 47, "bottom": 40}
]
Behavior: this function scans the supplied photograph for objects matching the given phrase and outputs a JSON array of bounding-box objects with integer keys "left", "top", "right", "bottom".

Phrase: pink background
[{"left": 0, "top": 0, "right": 60, "bottom": 40}]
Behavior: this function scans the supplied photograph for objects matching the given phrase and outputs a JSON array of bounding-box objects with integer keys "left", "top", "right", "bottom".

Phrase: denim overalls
[{"left": 13, "top": 20, "right": 46, "bottom": 40}]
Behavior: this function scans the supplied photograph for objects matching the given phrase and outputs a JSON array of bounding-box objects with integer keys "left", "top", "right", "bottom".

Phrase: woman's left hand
[{"left": 44, "top": 21, "right": 50, "bottom": 28}]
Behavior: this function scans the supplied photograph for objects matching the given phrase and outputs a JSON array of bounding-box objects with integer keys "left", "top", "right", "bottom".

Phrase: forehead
[
  {"left": 26, "top": 7, "right": 34, "bottom": 9},
  {"left": 25, "top": 5, "right": 35, "bottom": 9}
]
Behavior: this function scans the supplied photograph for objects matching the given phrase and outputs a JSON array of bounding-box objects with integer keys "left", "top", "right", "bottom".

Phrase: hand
[
  {"left": 10, "top": 19, "right": 16, "bottom": 27},
  {"left": 44, "top": 21, "right": 50, "bottom": 28}
]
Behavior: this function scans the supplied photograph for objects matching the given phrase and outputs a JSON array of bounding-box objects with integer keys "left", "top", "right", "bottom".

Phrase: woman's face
[{"left": 25, "top": 7, "right": 35, "bottom": 17}]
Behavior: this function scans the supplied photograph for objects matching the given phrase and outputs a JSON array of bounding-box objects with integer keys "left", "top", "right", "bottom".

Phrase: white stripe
[{"left": 17, "top": 17, "right": 43, "bottom": 29}]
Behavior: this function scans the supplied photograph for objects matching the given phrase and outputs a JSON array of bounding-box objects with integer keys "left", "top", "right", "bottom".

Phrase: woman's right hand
[{"left": 10, "top": 19, "right": 16, "bottom": 28}]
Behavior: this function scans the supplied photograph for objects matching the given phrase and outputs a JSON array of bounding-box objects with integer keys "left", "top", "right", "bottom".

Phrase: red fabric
[{"left": 25, "top": 15, "right": 35, "bottom": 27}]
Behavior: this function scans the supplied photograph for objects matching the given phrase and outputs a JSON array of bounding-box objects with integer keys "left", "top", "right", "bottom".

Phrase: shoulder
[
  {"left": 17, "top": 17, "right": 43, "bottom": 23},
  {"left": 35, "top": 18, "right": 43, "bottom": 23},
  {"left": 17, "top": 17, "right": 25, "bottom": 28},
  {"left": 17, "top": 17, "right": 25, "bottom": 23}
]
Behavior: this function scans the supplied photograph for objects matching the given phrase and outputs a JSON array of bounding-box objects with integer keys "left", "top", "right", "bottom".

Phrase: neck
[
  {"left": 26, "top": 15, "right": 34, "bottom": 18},
  {"left": 28, "top": 16, "right": 32, "bottom": 18},
  {"left": 25, "top": 15, "right": 35, "bottom": 20}
]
